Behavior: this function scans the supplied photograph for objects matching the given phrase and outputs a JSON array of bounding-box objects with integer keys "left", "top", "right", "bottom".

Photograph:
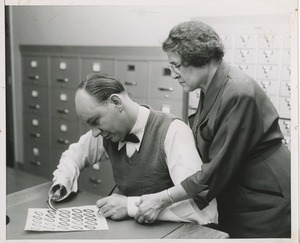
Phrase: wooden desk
[{"left": 6, "top": 182, "right": 229, "bottom": 240}]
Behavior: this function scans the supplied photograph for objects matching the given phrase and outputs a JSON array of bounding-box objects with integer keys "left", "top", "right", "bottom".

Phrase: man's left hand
[{"left": 96, "top": 194, "right": 128, "bottom": 220}]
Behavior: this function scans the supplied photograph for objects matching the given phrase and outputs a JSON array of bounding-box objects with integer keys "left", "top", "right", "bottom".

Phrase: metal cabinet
[{"left": 21, "top": 46, "right": 183, "bottom": 189}]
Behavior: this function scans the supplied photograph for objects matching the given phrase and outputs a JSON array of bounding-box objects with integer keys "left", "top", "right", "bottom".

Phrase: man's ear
[{"left": 109, "top": 94, "right": 123, "bottom": 111}]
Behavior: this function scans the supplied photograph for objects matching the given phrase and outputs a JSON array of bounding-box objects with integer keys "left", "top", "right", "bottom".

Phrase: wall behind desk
[{"left": 8, "top": 2, "right": 294, "bottom": 164}]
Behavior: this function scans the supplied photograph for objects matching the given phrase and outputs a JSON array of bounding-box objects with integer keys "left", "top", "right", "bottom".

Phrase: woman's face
[{"left": 167, "top": 51, "right": 210, "bottom": 92}]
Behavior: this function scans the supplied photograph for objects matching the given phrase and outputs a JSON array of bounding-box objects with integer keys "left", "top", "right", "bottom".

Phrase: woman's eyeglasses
[{"left": 168, "top": 63, "right": 182, "bottom": 75}]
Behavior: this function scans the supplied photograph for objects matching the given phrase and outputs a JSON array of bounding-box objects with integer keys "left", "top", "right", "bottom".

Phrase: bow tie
[{"left": 123, "top": 133, "right": 140, "bottom": 143}]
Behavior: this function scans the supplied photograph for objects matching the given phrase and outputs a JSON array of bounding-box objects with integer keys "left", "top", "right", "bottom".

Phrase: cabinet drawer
[
  {"left": 23, "top": 56, "right": 48, "bottom": 86},
  {"left": 24, "top": 142, "right": 50, "bottom": 178},
  {"left": 257, "top": 49, "right": 280, "bottom": 64},
  {"left": 235, "top": 49, "right": 256, "bottom": 63},
  {"left": 23, "top": 115, "right": 50, "bottom": 145},
  {"left": 78, "top": 159, "right": 115, "bottom": 196},
  {"left": 115, "top": 60, "right": 148, "bottom": 98},
  {"left": 148, "top": 99, "right": 183, "bottom": 119},
  {"left": 81, "top": 58, "right": 114, "bottom": 80},
  {"left": 23, "top": 85, "right": 49, "bottom": 116},
  {"left": 150, "top": 61, "right": 183, "bottom": 100},
  {"left": 257, "top": 65, "right": 279, "bottom": 80},
  {"left": 235, "top": 34, "right": 256, "bottom": 48},
  {"left": 51, "top": 119, "right": 80, "bottom": 149},
  {"left": 50, "top": 88, "right": 77, "bottom": 120},
  {"left": 50, "top": 57, "right": 80, "bottom": 89},
  {"left": 258, "top": 33, "right": 280, "bottom": 49}
]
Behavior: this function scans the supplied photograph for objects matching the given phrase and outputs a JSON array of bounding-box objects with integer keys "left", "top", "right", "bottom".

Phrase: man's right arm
[{"left": 49, "top": 130, "right": 107, "bottom": 201}]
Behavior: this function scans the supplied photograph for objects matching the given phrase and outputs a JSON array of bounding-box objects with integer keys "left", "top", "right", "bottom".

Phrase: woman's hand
[{"left": 134, "top": 190, "right": 172, "bottom": 224}]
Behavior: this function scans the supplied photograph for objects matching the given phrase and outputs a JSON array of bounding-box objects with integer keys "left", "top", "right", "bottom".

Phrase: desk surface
[{"left": 6, "top": 182, "right": 229, "bottom": 240}]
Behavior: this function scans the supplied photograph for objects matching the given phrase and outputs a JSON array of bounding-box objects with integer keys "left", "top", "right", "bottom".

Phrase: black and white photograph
[{"left": 1, "top": 0, "right": 298, "bottom": 242}]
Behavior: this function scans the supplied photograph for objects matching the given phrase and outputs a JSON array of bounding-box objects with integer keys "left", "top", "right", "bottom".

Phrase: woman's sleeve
[{"left": 181, "top": 92, "right": 262, "bottom": 204}]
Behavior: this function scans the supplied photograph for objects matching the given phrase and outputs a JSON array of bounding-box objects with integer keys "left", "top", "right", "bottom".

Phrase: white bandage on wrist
[{"left": 166, "top": 189, "right": 174, "bottom": 204}]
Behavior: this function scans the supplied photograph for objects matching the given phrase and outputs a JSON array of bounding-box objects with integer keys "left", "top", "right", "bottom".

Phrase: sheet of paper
[{"left": 24, "top": 205, "right": 109, "bottom": 231}]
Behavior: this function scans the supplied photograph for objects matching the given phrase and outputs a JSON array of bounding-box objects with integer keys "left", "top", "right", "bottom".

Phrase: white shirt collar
[{"left": 118, "top": 105, "right": 150, "bottom": 153}]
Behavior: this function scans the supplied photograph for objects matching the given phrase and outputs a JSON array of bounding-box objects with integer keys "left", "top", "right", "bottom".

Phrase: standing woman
[{"left": 135, "top": 21, "right": 291, "bottom": 238}]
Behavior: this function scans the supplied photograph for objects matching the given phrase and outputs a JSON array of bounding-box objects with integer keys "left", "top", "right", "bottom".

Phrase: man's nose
[{"left": 91, "top": 127, "right": 102, "bottom": 137}]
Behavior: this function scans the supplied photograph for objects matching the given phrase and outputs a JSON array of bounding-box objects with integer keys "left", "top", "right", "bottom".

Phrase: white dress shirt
[{"left": 50, "top": 105, "right": 218, "bottom": 224}]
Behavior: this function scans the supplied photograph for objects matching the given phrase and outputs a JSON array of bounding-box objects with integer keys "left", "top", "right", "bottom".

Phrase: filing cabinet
[
  {"left": 21, "top": 46, "right": 182, "bottom": 194},
  {"left": 22, "top": 55, "right": 51, "bottom": 177}
]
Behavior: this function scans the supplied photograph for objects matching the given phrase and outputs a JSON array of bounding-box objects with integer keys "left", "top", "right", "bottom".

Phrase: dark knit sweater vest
[{"left": 103, "top": 109, "right": 177, "bottom": 196}]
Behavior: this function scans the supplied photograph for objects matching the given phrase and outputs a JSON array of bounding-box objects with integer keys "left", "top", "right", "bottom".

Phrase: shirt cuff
[
  {"left": 48, "top": 176, "right": 75, "bottom": 201},
  {"left": 127, "top": 196, "right": 140, "bottom": 217}
]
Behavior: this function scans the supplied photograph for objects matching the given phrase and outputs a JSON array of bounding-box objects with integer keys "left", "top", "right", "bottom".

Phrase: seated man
[{"left": 49, "top": 72, "right": 217, "bottom": 224}]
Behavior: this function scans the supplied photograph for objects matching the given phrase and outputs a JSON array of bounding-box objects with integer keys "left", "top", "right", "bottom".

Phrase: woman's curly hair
[{"left": 162, "top": 21, "right": 224, "bottom": 67}]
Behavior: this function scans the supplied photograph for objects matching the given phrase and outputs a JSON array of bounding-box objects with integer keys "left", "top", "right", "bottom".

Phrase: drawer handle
[
  {"left": 29, "top": 104, "right": 40, "bottom": 110},
  {"left": 158, "top": 87, "right": 174, "bottom": 92},
  {"left": 262, "top": 65, "right": 272, "bottom": 74},
  {"left": 57, "top": 78, "right": 69, "bottom": 83},
  {"left": 57, "top": 109, "right": 69, "bottom": 114},
  {"left": 28, "top": 75, "right": 40, "bottom": 80},
  {"left": 240, "top": 49, "right": 249, "bottom": 58},
  {"left": 30, "top": 160, "right": 41, "bottom": 166},
  {"left": 125, "top": 81, "right": 137, "bottom": 86},
  {"left": 89, "top": 177, "right": 102, "bottom": 184},
  {"left": 57, "top": 138, "right": 69, "bottom": 145},
  {"left": 238, "top": 64, "right": 248, "bottom": 71},
  {"left": 30, "top": 132, "right": 41, "bottom": 138}
]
